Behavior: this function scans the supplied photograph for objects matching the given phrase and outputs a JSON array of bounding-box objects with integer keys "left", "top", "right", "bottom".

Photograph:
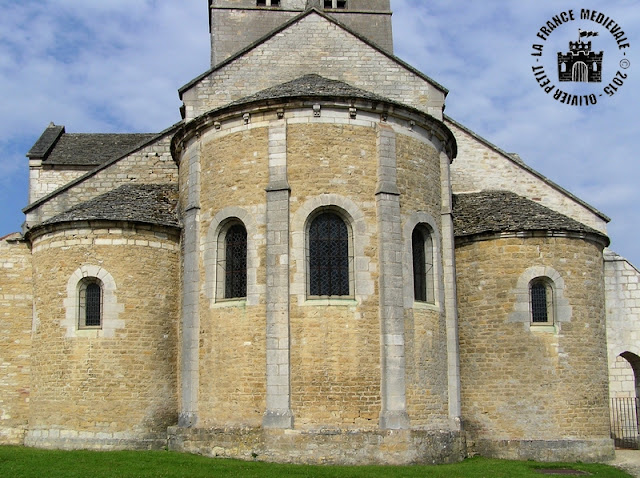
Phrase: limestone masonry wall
[
  {"left": 396, "top": 134, "right": 450, "bottom": 427},
  {"left": 604, "top": 252, "right": 640, "bottom": 398},
  {"left": 0, "top": 235, "right": 32, "bottom": 444},
  {"left": 197, "top": 127, "right": 269, "bottom": 427},
  {"left": 456, "top": 236, "right": 613, "bottom": 462},
  {"left": 29, "top": 168, "right": 90, "bottom": 205},
  {"left": 27, "top": 225, "right": 179, "bottom": 449},
  {"left": 183, "top": 14, "right": 444, "bottom": 121},
  {"left": 287, "top": 122, "right": 380, "bottom": 429}
]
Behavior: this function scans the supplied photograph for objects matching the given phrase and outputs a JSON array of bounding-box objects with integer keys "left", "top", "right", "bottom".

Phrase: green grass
[{"left": 0, "top": 446, "right": 632, "bottom": 478}]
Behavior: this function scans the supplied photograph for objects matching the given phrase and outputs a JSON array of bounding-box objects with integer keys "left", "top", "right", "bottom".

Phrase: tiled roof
[
  {"left": 452, "top": 190, "right": 608, "bottom": 244},
  {"left": 41, "top": 133, "right": 158, "bottom": 166},
  {"left": 39, "top": 184, "right": 179, "bottom": 229},
  {"left": 228, "top": 74, "right": 391, "bottom": 106}
]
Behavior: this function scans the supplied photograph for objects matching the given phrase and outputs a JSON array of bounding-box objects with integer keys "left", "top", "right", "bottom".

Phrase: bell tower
[{"left": 208, "top": 0, "right": 393, "bottom": 67}]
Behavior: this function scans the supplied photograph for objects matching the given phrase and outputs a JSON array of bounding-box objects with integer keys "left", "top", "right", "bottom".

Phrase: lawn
[{"left": 0, "top": 446, "right": 632, "bottom": 478}]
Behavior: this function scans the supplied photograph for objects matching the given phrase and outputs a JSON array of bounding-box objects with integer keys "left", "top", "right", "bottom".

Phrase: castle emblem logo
[{"left": 530, "top": 9, "right": 631, "bottom": 106}]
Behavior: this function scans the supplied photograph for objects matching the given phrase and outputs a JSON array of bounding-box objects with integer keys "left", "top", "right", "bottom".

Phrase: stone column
[
  {"left": 376, "top": 124, "right": 409, "bottom": 429},
  {"left": 263, "top": 121, "right": 294, "bottom": 428},
  {"left": 439, "top": 150, "right": 461, "bottom": 422},
  {"left": 179, "top": 139, "right": 201, "bottom": 427}
]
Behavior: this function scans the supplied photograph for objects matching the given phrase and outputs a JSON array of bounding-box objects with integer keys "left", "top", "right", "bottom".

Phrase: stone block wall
[
  {"left": 25, "top": 133, "right": 178, "bottom": 227},
  {"left": 26, "top": 224, "right": 180, "bottom": 449},
  {"left": 447, "top": 119, "right": 608, "bottom": 234},
  {"left": 196, "top": 127, "right": 269, "bottom": 427},
  {"left": 605, "top": 251, "right": 640, "bottom": 397},
  {"left": 29, "top": 167, "right": 92, "bottom": 205},
  {"left": 174, "top": 99, "right": 456, "bottom": 447},
  {"left": 209, "top": 1, "right": 392, "bottom": 67},
  {"left": 0, "top": 234, "right": 32, "bottom": 444},
  {"left": 455, "top": 236, "right": 613, "bottom": 462},
  {"left": 182, "top": 13, "right": 444, "bottom": 121}
]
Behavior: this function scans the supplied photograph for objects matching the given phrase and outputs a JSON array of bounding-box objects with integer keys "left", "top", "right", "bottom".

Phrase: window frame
[
  {"left": 324, "top": 0, "right": 347, "bottom": 9},
  {"left": 529, "top": 277, "right": 554, "bottom": 325},
  {"left": 78, "top": 277, "right": 103, "bottom": 330},
  {"left": 412, "top": 224, "right": 435, "bottom": 304},
  {"left": 306, "top": 209, "right": 354, "bottom": 299},
  {"left": 216, "top": 220, "right": 248, "bottom": 301},
  {"left": 256, "top": 0, "right": 281, "bottom": 7}
]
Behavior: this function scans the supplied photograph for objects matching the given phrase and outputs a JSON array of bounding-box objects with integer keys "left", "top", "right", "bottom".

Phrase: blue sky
[{"left": 1, "top": 0, "right": 639, "bottom": 266}]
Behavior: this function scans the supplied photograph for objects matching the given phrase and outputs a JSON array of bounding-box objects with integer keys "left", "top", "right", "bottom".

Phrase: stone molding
[{"left": 61, "top": 265, "right": 123, "bottom": 339}]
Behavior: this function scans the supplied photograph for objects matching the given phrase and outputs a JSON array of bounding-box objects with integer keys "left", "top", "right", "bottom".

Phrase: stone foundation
[
  {"left": 469, "top": 438, "right": 615, "bottom": 463},
  {"left": 167, "top": 426, "right": 466, "bottom": 465},
  {"left": 24, "top": 429, "right": 167, "bottom": 451}
]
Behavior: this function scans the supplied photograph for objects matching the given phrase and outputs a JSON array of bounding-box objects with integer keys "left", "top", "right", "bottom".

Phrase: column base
[
  {"left": 380, "top": 410, "right": 410, "bottom": 430},
  {"left": 263, "top": 409, "right": 294, "bottom": 429}
]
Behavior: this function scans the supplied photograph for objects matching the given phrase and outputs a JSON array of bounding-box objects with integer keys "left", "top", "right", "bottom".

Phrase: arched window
[
  {"left": 412, "top": 226, "right": 435, "bottom": 303},
  {"left": 223, "top": 223, "right": 247, "bottom": 299},
  {"left": 79, "top": 278, "right": 102, "bottom": 328},
  {"left": 308, "top": 212, "right": 350, "bottom": 297},
  {"left": 530, "top": 278, "right": 553, "bottom": 324}
]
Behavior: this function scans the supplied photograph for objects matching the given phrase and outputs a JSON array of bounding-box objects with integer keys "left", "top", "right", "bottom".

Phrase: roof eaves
[
  {"left": 444, "top": 115, "right": 610, "bottom": 223},
  {"left": 23, "top": 122, "right": 182, "bottom": 214},
  {"left": 179, "top": 7, "right": 449, "bottom": 99}
]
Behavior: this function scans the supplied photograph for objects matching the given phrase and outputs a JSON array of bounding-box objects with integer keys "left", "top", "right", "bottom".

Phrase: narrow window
[
  {"left": 79, "top": 279, "right": 102, "bottom": 328},
  {"left": 325, "top": 0, "right": 347, "bottom": 8},
  {"left": 412, "top": 226, "right": 435, "bottom": 303},
  {"left": 530, "top": 279, "right": 553, "bottom": 324},
  {"left": 256, "top": 0, "right": 267, "bottom": 6},
  {"left": 224, "top": 224, "right": 247, "bottom": 299},
  {"left": 308, "top": 212, "right": 350, "bottom": 296}
]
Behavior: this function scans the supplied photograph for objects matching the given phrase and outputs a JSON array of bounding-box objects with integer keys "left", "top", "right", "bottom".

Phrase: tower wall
[
  {"left": 456, "top": 235, "right": 614, "bottom": 462},
  {"left": 209, "top": 0, "right": 393, "bottom": 67},
  {"left": 26, "top": 224, "right": 180, "bottom": 450}
]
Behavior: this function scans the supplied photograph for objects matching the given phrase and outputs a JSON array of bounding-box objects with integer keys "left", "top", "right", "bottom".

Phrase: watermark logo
[{"left": 531, "top": 9, "right": 631, "bottom": 106}]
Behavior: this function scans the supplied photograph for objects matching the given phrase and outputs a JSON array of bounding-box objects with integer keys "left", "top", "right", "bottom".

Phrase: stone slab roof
[
  {"left": 40, "top": 133, "right": 158, "bottom": 166},
  {"left": 453, "top": 190, "right": 608, "bottom": 244},
  {"left": 228, "top": 74, "right": 391, "bottom": 106},
  {"left": 38, "top": 184, "right": 179, "bottom": 229},
  {"left": 26, "top": 123, "right": 65, "bottom": 159}
]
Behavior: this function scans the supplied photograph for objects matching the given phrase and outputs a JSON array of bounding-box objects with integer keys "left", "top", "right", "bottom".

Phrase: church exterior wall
[
  {"left": 455, "top": 235, "right": 613, "bottom": 462},
  {"left": 287, "top": 122, "right": 381, "bottom": 430},
  {"left": 29, "top": 167, "right": 91, "bottom": 205},
  {"left": 170, "top": 100, "right": 462, "bottom": 463},
  {"left": 196, "top": 127, "right": 269, "bottom": 427},
  {"left": 0, "top": 235, "right": 32, "bottom": 444},
  {"left": 604, "top": 252, "right": 640, "bottom": 398},
  {"left": 25, "top": 224, "right": 180, "bottom": 450}
]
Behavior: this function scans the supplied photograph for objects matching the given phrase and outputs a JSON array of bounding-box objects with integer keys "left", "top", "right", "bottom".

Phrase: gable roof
[
  {"left": 23, "top": 122, "right": 181, "bottom": 214},
  {"left": 40, "top": 133, "right": 158, "bottom": 166},
  {"left": 179, "top": 7, "right": 448, "bottom": 100},
  {"left": 33, "top": 184, "right": 179, "bottom": 231},
  {"left": 453, "top": 190, "right": 609, "bottom": 245}
]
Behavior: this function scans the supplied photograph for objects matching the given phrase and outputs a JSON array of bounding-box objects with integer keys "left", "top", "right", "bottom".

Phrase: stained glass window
[
  {"left": 225, "top": 224, "right": 247, "bottom": 299},
  {"left": 308, "top": 212, "right": 350, "bottom": 296}
]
